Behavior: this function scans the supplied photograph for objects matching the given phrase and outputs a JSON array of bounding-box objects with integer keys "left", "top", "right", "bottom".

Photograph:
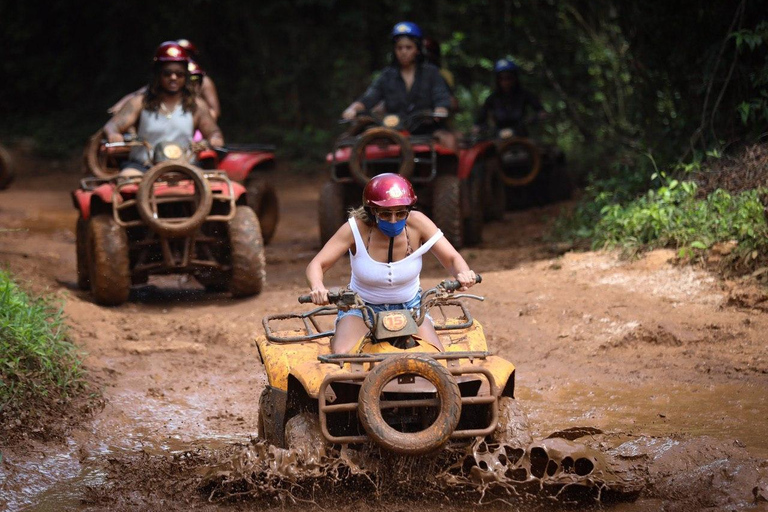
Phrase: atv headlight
[
  {"left": 162, "top": 144, "right": 183, "bottom": 160},
  {"left": 383, "top": 114, "right": 400, "bottom": 128},
  {"left": 499, "top": 128, "right": 515, "bottom": 139}
]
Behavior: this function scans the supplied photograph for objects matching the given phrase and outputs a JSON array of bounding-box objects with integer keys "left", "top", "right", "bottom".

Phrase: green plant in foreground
[{"left": 0, "top": 270, "right": 84, "bottom": 411}]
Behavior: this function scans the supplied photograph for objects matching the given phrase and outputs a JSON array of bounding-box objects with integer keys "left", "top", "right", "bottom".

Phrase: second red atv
[
  {"left": 83, "top": 131, "right": 280, "bottom": 244},
  {"left": 318, "top": 111, "right": 486, "bottom": 248},
  {"left": 73, "top": 138, "right": 266, "bottom": 306}
]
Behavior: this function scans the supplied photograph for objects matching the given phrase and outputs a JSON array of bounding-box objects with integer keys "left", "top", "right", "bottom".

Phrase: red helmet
[
  {"left": 176, "top": 39, "right": 198, "bottom": 56},
  {"left": 154, "top": 41, "right": 188, "bottom": 63},
  {"left": 363, "top": 173, "right": 417, "bottom": 208},
  {"left": 188, "top": 59, "right": 205, "bottom": 77}
]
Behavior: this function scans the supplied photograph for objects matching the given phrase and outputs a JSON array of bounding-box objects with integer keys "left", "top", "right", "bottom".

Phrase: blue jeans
[{"left": 336, "top": 291, "right": 422, "bottom": 324}]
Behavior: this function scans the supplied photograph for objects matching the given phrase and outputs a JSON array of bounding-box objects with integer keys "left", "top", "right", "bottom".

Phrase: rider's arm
[
  {"left": 342, "top": 101, "right": 366, "bottom": 120},
  {"left": 103, "top": 95, "right": 142, "bottom": 143},
  {"left": 306, "top": 222, "right": 355, "bottom": 304},
  {"left": 411, "top": 211, "right": 476, "bottom": 289},
  {"left": 201, "top": 76, "right": 221, "bottom": 120},
  {"left": 107, "top": 85, "right": 148, "bottom": 114},
  {"left": 195, "top": 99, "right": 224, "bottom": 147}
]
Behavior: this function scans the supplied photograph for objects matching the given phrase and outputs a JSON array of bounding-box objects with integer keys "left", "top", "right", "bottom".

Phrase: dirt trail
[{"left": 1, "top": 153, "right": 767, "bottom": 510}]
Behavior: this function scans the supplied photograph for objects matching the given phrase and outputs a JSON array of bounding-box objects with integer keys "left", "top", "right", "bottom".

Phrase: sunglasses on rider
[
  {"left": 161, "top": 69, "right": 186, "bottom": 78},
  {"left": 374, "top": 209, "right": 410, "bottom": 221}
]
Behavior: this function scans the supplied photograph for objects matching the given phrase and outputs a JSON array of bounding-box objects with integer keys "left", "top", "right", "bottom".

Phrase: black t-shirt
[
  {"left": 358, "top": 62, "right": 452, "bottom": 115},
  {"left": 475, "top": 87, "right": 543, "bottom": 134}
]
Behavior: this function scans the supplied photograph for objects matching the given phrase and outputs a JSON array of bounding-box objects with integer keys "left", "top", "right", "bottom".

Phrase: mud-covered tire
[
  {"left": 284, "top": 412, "right": 328, "bottom": 461},
  {"left": 483, "top": 157, "right": 507, "bottom": 221},
  {"left": 358, "top": 354, "right": 462, "bottom": 455},
  {"left": 136, "top": 161, "right": 212, "bottom": 238},
  {"left": 463, "top": 164, "right": 484, "bottom": 246},
  {"left": 0, "top": 145, "right": 14, "bottom": 190},
  {"left": 256, "top": 387, "right": 268, "bottom": 440},
  {"left": 228, "top": 206, "right": 266, "bottom": 298},
  {"left": 88, "top": 214, "right": 130, "bottom": 306},
  {"left": 350, "top": 127, "right": 414, "bottom": 184},
  {"left": 245, "top": 174, "right": 279, "bottom": 245},
  {"left": 83, "top": 130, "right": 126, "bottom": 179},
  {"left": 496, "top": 137, "right": 541, "bottom": 187},
  {"left": 318, "top": 181, "right": 347, "bottom": 246},
  {"left": 76, "top": 216, "right": 90, "bottom": 290},
  {"left": 432, "top": 174, "right": 464, "bottom": 248},
  {"left": 491, "top": 397, "right": 533, "bottom": 449}
]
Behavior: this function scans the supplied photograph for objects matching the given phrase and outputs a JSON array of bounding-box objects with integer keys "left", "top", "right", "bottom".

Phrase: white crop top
[{"left": 348, "top": 217, "right": 443, "bottom": 304}]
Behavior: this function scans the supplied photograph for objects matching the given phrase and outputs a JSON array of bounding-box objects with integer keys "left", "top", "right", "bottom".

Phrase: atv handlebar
[{"left": 441, "top": 274, "right": 482, "bottom": 292}]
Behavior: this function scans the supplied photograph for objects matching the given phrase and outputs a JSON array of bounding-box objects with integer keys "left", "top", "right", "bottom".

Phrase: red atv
[
  {"left": 318, "top": 110, "right": 485, "bottom": 248},
  {"left": 83, "top": 131, "right": 280, "bottom": 244},
  {"left": 470, "top": 126, "right": 572, "bottom": 211},
  {"left": 73, "top": 138, "right": 266, "bottom": 306}
]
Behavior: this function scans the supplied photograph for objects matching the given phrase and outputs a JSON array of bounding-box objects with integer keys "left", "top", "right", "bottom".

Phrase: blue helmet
[
  {"left": 392, "top": 21, "right": 423, "bottom": 41},
  {"left": 494, "top": 58, "right": 519, "bottom": 74}
]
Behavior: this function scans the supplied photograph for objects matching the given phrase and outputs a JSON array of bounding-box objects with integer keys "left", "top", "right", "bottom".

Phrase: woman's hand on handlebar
[
  {"left": 309, "top": 286, "right": 330, "bottom": 305},
  {"left": 107, "top": 132, "right": 124, "bottom": 144},
  {"left": 456, "top": 270, "right": 478, "bottom": 290}
]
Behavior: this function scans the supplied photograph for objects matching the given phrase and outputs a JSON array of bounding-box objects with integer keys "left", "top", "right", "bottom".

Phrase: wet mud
[{"left": 1, "top": 153, "right": 768, "bottom": 510}]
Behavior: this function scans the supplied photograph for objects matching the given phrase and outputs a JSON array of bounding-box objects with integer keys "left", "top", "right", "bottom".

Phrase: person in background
[
  {"left": 341, "top": 22, "right": 457, "bottom": 151},
  {"left": 306, "top": 173, "right": 477, "bottom": 353},
  {"left": 473, "top": 58, "right": 547, "bottom": 137},
  {"left": 109, "top": 39, "right": 221, "bottom": 121},
  {"left": 423, "top": 36, "right": 459, "bottom": 113},
  {"left": 103, "top": 41, "right": 224, "bottom": 177}
]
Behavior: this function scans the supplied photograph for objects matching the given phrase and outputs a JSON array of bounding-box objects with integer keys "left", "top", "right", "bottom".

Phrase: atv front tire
[
  {"left": 246, "top": 174, "right": 279, "bottom": 245},
  {"left": 228, "top": 206, "right": 266, "bottom": 297},
  {"left": 463, "top": 164, "right": 485, "bottom": 246},
  {"left": 318, "top": 181, "right": 347, "bottom": 246},
  {"left": 76, "top": 216, "right": 90, "bottom": 290},
  {"left": 491, "top": 397, "right": 533, "bottom": 449},
  {"left": 285, "top": 412, "right": 328, "bottom": 461},
  {"left": 432, "top": 174, "right": 464, "bottom": 248},
  {"left": 88, "top": 214, "right": 130, "bottom": 306}
]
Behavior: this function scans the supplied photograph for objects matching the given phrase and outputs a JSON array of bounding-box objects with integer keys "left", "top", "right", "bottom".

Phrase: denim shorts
[{"left": 336, "top": 291, "right": 422, "bottom": 324}]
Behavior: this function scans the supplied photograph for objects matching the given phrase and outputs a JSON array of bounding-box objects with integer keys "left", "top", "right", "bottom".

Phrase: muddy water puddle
[{"left": 522, "top": 381, "right": 768, "bottom": 459}]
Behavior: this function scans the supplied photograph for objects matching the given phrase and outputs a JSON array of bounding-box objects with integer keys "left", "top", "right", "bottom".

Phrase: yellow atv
[{"left": 255, "top": 277, "right": 530, "bottom": 456}]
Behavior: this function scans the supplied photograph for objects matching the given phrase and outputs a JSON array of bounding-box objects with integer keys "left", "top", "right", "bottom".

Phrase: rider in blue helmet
[
  {"left": 341, "top": 21, "right": 457, "bottom": 151},
  {"left": 473, "top": 57, "right": 547, "bottom": 137}
]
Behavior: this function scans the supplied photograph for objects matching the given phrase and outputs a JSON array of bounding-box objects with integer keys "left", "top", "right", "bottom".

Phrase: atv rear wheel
[
  {"left": 136, "top": 161, "right": 212, "bottom": 238},
  {"left": 358, "top": 354, "right": 462, "bottom": 455},
  {"left": 87, "top": 214, "right": 130, "bottom": 306},
  {"left": 228, "top": 206, "right": 266, "bottom": 297},
  {"left": 432, "top": 174, "right": 464, "bottom": 248},
  {"left": 318, "top": 181, "right": 347, "bottom": 246},
  {"left": 463, "top": 163, "right": 485, "bottom": 246},
  {"left": 284, "top": 412, "right": 328, "bottom": 461},
  {"left": 491, "top": 397, "right": 533, "bottom": 449},
  {"left": 0, "top": 145, "right": 14, "bottom": 190},
  {"left": 76, "top": 216, "right": 90, "bottom": 290},
  {"left": 245, "top": 174, "right": 279, "bottom": 245},
  {"left": 350, "top": 127, "right": 414, "bottom": 184}
]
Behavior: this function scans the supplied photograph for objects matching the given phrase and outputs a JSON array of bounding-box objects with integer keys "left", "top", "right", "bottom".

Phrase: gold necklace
[{"left": 160, "top": 102, "right": 174, "bottom": 119}]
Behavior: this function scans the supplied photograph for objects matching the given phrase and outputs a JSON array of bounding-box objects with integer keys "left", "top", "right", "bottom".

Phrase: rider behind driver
[
  {"left": 306, "top": 173, "right": 477, "bottom": 354},
  {"left": 341, "top": 22, "right": 457, "bottom": 151},
  {"left": 473, "top": 58, "right": 547, "bottom": 137},
  {"left": 103, "top": 41, "right": 224, "bottom": 177}
]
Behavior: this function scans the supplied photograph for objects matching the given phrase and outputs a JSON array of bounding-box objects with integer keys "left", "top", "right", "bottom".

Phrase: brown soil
[{"left": 1, "top": 150, "right": 767, "bottom": 511}]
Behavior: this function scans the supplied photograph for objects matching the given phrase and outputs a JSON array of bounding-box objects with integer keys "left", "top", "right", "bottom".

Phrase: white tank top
[
  {"left": 129, "top": 103, "right": 194, "bottom": 163},
  {"left": 348, "top": 217, "right": 443, "bottom": 304}
]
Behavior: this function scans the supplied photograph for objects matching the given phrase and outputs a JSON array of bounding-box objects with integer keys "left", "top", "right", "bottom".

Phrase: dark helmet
[
  {"left": 423, "top": 36, "right": 440, "bottom": 56},
  {"left": 154, "top": 41, "right": 188, "bottom": 63},
  {"left": 494, "top": 58, "right": 518, "bottom": 74},
  {"left": 391, "top": 21, "right": 423, "bottom": 41},
  {"left": 188, "top": 59, "right": 206, "bottom": 77},
  {"left": 176, "top": 39, "right": 198, "bottom": 56},
  {"left": 363, "top": 173, "right": 417, "bottom": 208}
]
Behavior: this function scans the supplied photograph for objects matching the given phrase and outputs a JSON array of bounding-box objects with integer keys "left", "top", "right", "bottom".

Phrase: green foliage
[
  {"left": 593, "top": 177, "right": 768, "bottom": 262},
  {"left": 0, "top": 270, "right": 85, "bottom": 410}
]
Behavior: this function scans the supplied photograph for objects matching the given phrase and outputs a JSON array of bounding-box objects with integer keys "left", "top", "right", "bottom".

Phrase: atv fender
[
  {"left": 458, "top": 140, "right": 494, "bottom": 180},
  {"left": 219, "top": 151, "right": 275, "bottom": 182}
]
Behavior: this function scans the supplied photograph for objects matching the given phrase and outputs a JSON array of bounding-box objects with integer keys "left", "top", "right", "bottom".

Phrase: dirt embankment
[{"left": 0, "top": 152, "right": 767, "bottom": 510}]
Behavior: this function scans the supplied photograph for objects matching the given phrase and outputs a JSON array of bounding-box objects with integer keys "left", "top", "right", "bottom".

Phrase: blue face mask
[{"left": 377, "top": 218, "right": 407, "bottom": 237}]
